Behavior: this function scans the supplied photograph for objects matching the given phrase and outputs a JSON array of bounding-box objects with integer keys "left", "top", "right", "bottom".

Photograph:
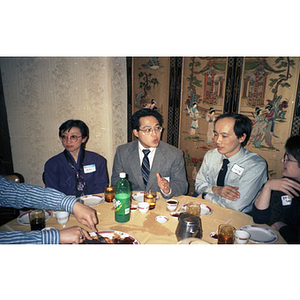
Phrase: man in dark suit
[{"left": 111, "top": 108, "right": 188, "bottom": 199}]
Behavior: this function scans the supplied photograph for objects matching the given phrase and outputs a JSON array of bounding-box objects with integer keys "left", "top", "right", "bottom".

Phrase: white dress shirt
[
  {"left": 138, "top": 141, "right": 171, "bottom": 196},
  {"left": 195, "top": 147, "right": 268, "bottom": 213}
]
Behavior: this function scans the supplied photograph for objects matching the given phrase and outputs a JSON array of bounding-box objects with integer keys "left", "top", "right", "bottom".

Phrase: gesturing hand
[{"left": 156, "top": 173, "right": 170, "bottom": 194}]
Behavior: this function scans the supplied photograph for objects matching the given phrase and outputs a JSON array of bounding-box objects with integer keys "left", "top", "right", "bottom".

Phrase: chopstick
[
  {"left": 176, "top": 199, "right": 188, "bottom": 212},
  {"left": 4, "top": 224, "right": 14, "bottom": 231},
  {"left": 224, "top": 218, "right": 232, "bottom": 224},
  {"left": 214, "top": 218, "right": 233, "bottom": 234}
]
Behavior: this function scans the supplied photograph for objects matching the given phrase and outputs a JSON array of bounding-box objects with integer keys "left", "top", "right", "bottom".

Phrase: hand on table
[
  {"left": 212, "top": 185, "right": 240, "bottom": 200},
  {"left": 72, "top": 201, "right": 98, "bottom": 232},
  {"left": 59, "top": 226, "right": 92, "bottom": 244},
  {"left": 156, "top": 173, "right": 170, "bottom": 194}
]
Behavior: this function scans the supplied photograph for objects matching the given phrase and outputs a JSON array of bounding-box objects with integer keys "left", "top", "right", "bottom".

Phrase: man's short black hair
[
  {"left": 59, "top": 119, "right": 89, "bottom": 149},
  {"left": 131, "top": 108, "right": 163, "bottom": 131},
  {"left": 215, "top": 113, "right": 252, "bottom": 147},
  {"left": 285, "top": 135, "right": 300, "bottom": 167}
]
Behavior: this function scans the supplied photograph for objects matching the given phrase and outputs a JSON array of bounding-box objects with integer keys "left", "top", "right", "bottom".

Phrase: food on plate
[{"left": 86, "top": 232, "right": 136, "bottom": 244}]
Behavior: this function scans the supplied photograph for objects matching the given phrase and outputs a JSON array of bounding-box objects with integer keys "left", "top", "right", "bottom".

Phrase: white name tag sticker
[
  {"left": 83, "top": 164, "right": 96, "bottom": 174},
  {"left": 281, "top": 195, "right": 292, "bottom": 206},
  {"left": 231, "top": 164, "right": 244, "bottom": 176}
]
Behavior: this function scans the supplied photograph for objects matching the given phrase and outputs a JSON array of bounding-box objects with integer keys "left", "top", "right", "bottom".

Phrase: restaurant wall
[{"left": 0, "top": 57, "right": 128, "bottom": 187}]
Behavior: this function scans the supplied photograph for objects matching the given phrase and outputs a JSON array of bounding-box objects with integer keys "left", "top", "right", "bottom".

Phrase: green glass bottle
[{"left": 114, "top": 172, "right": 130, "bottom": 223}]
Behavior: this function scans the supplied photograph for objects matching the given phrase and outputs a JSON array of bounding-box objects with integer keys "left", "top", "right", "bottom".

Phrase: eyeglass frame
[
  {"left": 283, "top": 152, "right": 298, "bottom": 163},
  {"left": 138, "top": 126, "right": 163, "bottom": 135},
  {"left": 60, "top": 135, "right": 82, "bottom": 142}
]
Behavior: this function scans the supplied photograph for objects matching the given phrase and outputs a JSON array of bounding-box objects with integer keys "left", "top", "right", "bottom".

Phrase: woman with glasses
[
  {"left": 44, "top": 119, "right": 108, "bottom": 197},
  {"left": 253, "top": 135, "right": 300, "bottom": 243}
]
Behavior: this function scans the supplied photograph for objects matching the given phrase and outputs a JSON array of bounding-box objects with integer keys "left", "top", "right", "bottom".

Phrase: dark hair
[
  {"left": 59, "top": 119, "right": 89, "bottom": 149},
  {"left": 131, "top": 108, "right": 163, "bottom": 131},
  {"left": 215, "top": 113, "right": 252, "bottom": 147},
  {"left": 285, "top": 135, "right": 300, "bottom": 167}
]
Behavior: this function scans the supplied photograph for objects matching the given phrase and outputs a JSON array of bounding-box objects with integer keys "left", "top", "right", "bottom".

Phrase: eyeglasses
[
  {"left": 60, "top": 135, "right": 82, "bottom": 142},
  {"left": 139, "top": 126, "right": 163, "bottom": 135},
  {"left": 283, "top": 152, "right": 298, "bottom": 163}
]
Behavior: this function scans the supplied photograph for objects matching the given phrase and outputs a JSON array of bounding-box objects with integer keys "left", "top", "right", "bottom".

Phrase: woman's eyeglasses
[{"left": 60, "top": 135, "right": 82, "bottom": 142}]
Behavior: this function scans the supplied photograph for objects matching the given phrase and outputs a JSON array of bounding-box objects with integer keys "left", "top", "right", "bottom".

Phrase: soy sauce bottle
[{"left": 114, "top": 172, "right": 130, "bottom": 223}]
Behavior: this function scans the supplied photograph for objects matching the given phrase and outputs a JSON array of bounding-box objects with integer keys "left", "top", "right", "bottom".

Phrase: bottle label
[
  {"left": 114, "top": 193, "right": 130, "bottom": 215},
  {"left": 113, "top": 199, "right": 122, "bottom": 211}
]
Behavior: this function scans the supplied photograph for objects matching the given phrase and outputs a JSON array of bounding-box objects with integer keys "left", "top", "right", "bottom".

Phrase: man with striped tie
[{"left": 111, "top": 108, "right": 188, "bottom": 199}]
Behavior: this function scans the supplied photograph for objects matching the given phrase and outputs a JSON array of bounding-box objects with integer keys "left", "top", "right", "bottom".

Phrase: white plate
[
  {"left": 131, "top": 191, "right": 159, "bottom": 202},
  {"left": 181, "top": 203, "right": 213, "bottom": 217},
  {"left": 155, "top": 215, "right": 168, "bottom": 223},
  {"left": 17, "top": 210, "right": 53, "bottom": 226},
  {"left": 239, "top": 225, "right": 278, "bottom": 244},
  {"left": 90, "top": 230, "right": 140, "bottom": 244},
  {"left": 80, "top": 195, "right": 104, "bottom": 207}
]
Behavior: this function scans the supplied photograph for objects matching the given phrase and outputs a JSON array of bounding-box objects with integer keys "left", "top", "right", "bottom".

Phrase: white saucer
[{"left": 155, "top": 215, "right": 168, "bottom": 223}]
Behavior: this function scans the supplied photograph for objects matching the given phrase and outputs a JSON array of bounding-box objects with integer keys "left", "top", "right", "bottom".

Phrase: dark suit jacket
[{"left": 111, "top": 140, "right": 188, "bottom": 199}]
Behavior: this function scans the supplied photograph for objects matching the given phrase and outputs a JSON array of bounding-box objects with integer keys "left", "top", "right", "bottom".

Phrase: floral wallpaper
[{"left": 0, "top": 57, "right": 127, "bottom": 186}]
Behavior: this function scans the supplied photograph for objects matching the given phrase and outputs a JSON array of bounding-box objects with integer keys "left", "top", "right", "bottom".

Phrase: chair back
[{"left": 4, "top": 173, "right": 25, "bottom": 183}]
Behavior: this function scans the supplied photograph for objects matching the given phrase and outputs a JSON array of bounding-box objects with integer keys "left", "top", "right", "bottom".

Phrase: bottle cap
[{"left": 119, "top": 172, "right": 126, "bottom": 178}]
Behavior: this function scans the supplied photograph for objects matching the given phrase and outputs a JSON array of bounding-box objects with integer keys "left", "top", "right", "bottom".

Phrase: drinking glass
[
  {"left": 104, "top": 184, "right": 115, "bottom": 203},
  {"left": 144, "top": 190, "right": 157, "bottom": 210},
  {"left": 29, "top": 209, "right": 45, "bottom": 231},
  {"left": 186, "top": 202, "right": 201, "bottom": 217},
  {"left": 217, "top": 224, "right": 235, "bottom": 244}
]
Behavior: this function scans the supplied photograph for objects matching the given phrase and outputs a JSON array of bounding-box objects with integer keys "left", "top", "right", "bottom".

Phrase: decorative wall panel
[
  {"left": 179, "top": 57, "right": 229, "bottom": 194},
  {"left": 130, "top": 57, "right": 170, "bottom": 143},
  {"left": 239, "top": 57, "right": 300, "bottom": 179}
]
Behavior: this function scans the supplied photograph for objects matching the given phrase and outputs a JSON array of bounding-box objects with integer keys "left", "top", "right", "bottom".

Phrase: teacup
[
  {"left": 138, "top": 202, "right": 150, "bottom": 214},
  {"left": 235, "top": 229, "right": 250, "bottom": 244},
  {"left": 55, "top": 211, "right": 69, "bottom": 225},
  {"left": 166, "top": 199, "right": 178, "bottom": 211}
]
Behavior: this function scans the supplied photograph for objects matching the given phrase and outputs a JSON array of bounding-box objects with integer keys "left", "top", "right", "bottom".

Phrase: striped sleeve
[
  {"left": 0, "top": 229, "right": 59, "bottom": 244},
  {"left": 0, "top": 177, "right": 78, "bottom": 213}
]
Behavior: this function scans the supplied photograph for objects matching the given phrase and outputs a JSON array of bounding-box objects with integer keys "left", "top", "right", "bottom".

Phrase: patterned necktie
[
  {"left": 63, "top": 149, "right": 88, "bottom": 197},
  {"left": 141, "top": 149, "right": 151, "bottom": 188},
  {"left": 217, "top": 158, "right": 229, "bottom": 187}
]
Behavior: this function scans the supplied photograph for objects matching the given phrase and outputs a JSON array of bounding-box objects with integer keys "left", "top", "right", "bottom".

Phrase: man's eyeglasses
[
  {"left": 60, "top": 135, "right": 82, "bottom": 142},
  {"left": 139, "top": 126, "right": 163, "bottom": 135},
  {"left": 283, "top": 152, "right": 298, "bottom": 163}
]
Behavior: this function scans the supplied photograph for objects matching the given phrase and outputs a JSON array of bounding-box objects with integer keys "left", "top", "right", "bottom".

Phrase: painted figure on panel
[
  {"left": 185, "top": 91, "right": 202, "bottom": 136},
  {"left": 250, "top": 107, "right": 264, "bottom": 145},
  {"left": 243, "top": 57, "right": 295, "bottom": 150},
  {"left": 206, "top": 107, "right": 215, "bottom": 144}
]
